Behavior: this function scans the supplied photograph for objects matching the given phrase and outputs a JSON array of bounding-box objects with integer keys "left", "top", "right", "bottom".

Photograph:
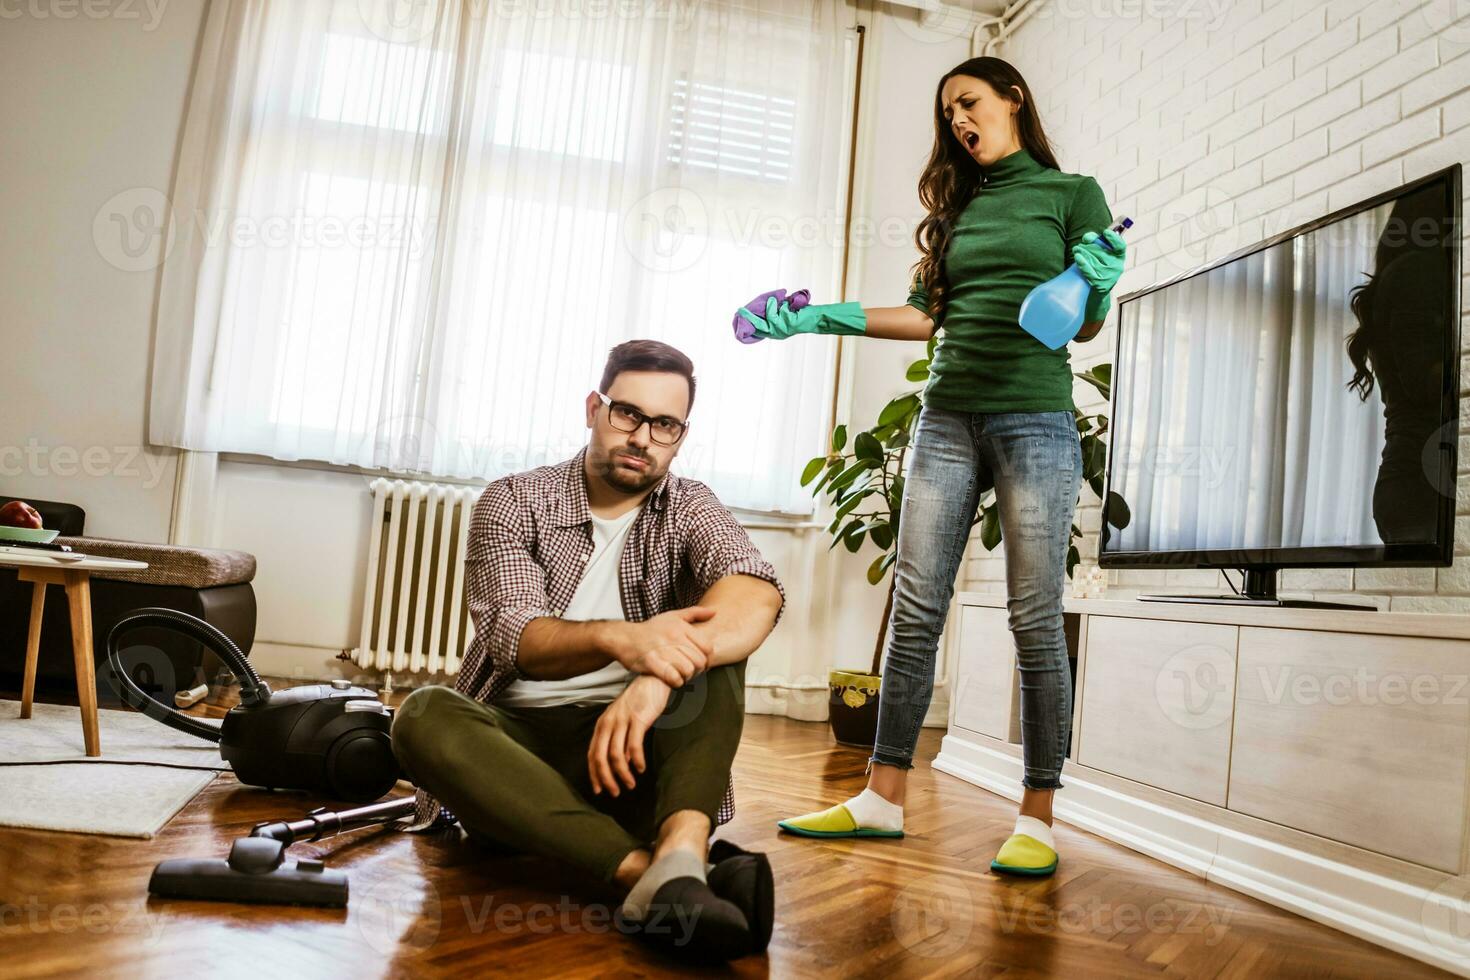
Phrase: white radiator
[{"left": 354, "top": 478, "right": 478, "bottom": 674}]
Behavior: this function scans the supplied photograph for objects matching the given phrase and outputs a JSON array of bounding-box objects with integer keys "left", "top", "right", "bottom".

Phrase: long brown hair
[{"left": 913, "top": 57, "right": 1061, "bottom": 325}]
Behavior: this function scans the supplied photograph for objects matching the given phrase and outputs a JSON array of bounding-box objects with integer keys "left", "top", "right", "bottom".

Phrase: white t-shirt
[{"left": 497, "top": 503, "right": 643, "bottom": 708}]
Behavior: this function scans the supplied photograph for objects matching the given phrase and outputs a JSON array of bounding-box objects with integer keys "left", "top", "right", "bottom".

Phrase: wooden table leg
[
  {"left": 19, "top": 581, "right": 45, "bottom": 719},
  {"left": 63, "top": 570, "right": 100, "bottom": 757}
]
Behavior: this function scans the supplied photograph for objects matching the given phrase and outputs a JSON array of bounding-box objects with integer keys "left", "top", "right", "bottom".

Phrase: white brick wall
[{"left": 956, "top": 0, "right": 1470, "bottom": 612}]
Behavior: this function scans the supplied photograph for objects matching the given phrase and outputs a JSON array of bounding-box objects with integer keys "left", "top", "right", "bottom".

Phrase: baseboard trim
[{"left": 933, "top": 734, "right": 1470, "bottom": 979}]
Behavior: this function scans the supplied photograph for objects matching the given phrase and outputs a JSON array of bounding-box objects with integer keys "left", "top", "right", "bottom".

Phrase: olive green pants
[{"left": 391, "top": 663, "right": 746, "bottom": 884}]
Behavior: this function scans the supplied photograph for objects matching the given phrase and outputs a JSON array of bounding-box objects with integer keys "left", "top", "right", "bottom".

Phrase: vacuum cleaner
[
  {"left": 107, "top": 607, "right": 400, "bottom": 803},
  {"left": 148, "top": 796, "right": 418, "bottom": 906}
]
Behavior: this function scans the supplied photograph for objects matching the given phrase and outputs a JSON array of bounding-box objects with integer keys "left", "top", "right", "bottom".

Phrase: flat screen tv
[{"left": 1100, "top": 164, "right": 1463, "bottom": 608}]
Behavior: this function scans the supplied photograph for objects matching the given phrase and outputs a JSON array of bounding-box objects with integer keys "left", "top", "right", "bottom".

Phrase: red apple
[{"left": 0, "top": 501, "right": 44, "bottom": 529}]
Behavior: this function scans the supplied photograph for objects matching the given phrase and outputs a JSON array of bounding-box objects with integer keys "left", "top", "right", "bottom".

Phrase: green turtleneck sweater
[{"left": 907, "top": 147, "right": 1113, "bottom": 413}]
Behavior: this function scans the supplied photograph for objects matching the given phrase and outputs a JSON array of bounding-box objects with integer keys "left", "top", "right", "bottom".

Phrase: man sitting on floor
[{"left": 391, "top": 339, "right": 785, "bottom": 961}]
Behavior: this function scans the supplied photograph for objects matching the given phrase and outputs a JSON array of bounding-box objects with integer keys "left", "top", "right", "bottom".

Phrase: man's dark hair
[{"left": 599, "top": 339, "right": 697, "bottom": 416}]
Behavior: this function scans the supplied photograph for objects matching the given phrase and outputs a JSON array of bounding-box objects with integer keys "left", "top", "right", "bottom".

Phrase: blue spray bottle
[{"left": 1018, "top": 216, "right": 1134, "bottom": 350}]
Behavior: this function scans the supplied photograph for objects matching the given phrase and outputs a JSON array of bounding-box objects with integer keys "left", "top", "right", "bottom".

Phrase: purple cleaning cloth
[{"left": 732, "top": 288, "right": 811, "bottom": 344}]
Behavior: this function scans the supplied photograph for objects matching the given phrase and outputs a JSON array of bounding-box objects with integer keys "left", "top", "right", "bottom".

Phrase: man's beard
[{"left": 595, "top": 447, "right": 661, "bottom": 493}]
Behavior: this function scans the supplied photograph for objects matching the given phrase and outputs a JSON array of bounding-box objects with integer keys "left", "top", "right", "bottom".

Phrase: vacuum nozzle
[{"left": 148, "top": 837, "right": 348, "bottom": 907}]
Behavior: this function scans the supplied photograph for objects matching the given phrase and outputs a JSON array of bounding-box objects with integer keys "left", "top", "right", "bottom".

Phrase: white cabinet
[
  {"left": 950, "top": 604, "right": 1019, "bottom": 742},
  {"left": 1076, "top": 616, "right": 1236, "bottom": 806},
  {"left": 936, "top": 593, "right": 1470, "bottom": 977},
  {"left": 1228, "top": 626, "right": 1470, "bottom": 873}
]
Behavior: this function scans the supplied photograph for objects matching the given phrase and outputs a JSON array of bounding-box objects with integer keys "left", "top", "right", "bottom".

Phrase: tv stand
[
  {"left": 1135, "top": 566, "right": 1378, "bottom": 611},
  {"left": 1136, "top": 593, "right": 1377, "bottom": 610},
  {"left": 935, "top": 590, "right": 1470, "bottom": 977}
]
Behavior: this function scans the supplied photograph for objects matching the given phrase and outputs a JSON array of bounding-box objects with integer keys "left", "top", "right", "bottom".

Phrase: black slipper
[
  {"left": 620, "top": 876, "right": 752, "bottom": 961},
  {"left": 707, "top": 839, "right": 774, "bottom": 953}
]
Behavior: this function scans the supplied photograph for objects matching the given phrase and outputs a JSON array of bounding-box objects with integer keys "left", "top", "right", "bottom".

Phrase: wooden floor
[{"left": 0, "top": 691, "right": 1454, "bottom": 979}]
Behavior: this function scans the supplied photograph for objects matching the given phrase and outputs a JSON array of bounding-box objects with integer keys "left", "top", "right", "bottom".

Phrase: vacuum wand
[
  {"left": 148, "top": 797, "right": 418, "bottom": 908},
  {"left": 250, "top": 797, "right": 417, "bottom": 844}
]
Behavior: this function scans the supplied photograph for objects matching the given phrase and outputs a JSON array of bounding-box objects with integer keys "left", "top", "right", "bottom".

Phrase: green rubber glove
[
  {"left": 736, "top": 296, "right": 867, "bottom": 340},
  {"left": 1072, "top": 229, "right": 1126, "bottom": 322}
]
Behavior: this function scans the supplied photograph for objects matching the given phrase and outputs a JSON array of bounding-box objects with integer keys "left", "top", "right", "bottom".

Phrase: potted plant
[{"left": 805, "top": 341, "right": 1130, "bottom": 747}]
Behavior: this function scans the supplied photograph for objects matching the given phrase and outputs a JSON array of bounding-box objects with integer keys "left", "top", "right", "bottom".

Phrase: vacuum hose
[{"left": 106, "top": 607, "right": 271, "bottom": 745}]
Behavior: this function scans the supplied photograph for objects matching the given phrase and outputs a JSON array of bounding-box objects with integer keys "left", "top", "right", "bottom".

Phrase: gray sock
[{"left": 621, "top": 849, "right": 706, "bottom": 921}]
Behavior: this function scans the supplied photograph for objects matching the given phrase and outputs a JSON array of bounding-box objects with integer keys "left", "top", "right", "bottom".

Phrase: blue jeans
[{"left": 870, "top": 405, "right": 1082, "bottom": 790}]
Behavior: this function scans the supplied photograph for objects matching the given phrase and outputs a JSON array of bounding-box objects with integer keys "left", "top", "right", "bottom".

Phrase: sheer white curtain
[
  {"left": 1110, "top": 204, "right": 1397, "bottom": 552},
  {"left": 151, "top": 0, "right": 856, "bottom": 513}
]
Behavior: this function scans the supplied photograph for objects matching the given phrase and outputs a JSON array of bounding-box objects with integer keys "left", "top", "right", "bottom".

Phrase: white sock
[
  {"left": 621, "top": 849, "right": 705, "bottom": 921},
  {"left": 843, "top": 787, "right": 904, "bottom": 832},
  {"left": 1013, "top": 815, "right": 1055, "bottom": 851}
]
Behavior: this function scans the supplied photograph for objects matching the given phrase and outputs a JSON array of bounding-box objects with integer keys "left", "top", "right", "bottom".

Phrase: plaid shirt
[{"left": 406, "top": 446, "right": 786, "bottom": 831}]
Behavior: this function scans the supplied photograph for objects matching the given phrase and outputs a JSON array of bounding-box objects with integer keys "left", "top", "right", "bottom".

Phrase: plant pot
[{"left": 828, "top": 669, "right": 880, "bottom": 748}]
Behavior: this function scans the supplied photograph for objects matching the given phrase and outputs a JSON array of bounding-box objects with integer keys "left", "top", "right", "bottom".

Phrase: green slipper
[
  {"left": 989, "top": 832, "right": 1058, "bottom": 876},
  {"left": 776, "top": 803, "right": 904, "bottom": 839}
]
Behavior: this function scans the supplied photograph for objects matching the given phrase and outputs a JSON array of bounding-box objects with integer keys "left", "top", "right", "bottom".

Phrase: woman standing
[{"left": 735, "top": 57, "right": 1125, "bottom": 876}]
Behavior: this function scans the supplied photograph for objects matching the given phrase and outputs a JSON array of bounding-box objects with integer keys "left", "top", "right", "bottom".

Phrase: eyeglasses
[{"left": 596, "top": 392, "right": 688, "bottom": 446}]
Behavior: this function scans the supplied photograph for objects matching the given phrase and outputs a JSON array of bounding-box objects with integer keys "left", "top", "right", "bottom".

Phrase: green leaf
[
  {"left": 829, "top": 458, "right": 876, "bottom": 493},
  {"left": 843, "top": 525, "right": 867, "bottom": 553},
  {"left": 830, "top": 518, "right": 863, "bottom": 552},
  {"left": 1076, "top": 414, "right": 1093, "bottom": 433},
  {"left": 1066, "top": 544, "right": 1080, "bottom": 578},
  {"left": 854, "top": 431, "right": 883, "bottom": 463},
  {"left": 1106, "top": 490, "right": 1132, "bottom": 529},
  {"left": 904, "top": 359, "right": 931, "bottom": 382},
  {"left": 926, "top": 335, "right": 938, "bottom": 361},
  {"left": 980, "top": 505, "right": 1001, "bottom": 550},
  {"left": 869, "top": 522, "right": 894, "bottom": 551},
  {"left": 866, "top": 552, "right": 887, "bottom": 585},
  {"left": 801, "top": 456, "right": 826, "bottom": 487},
  {"left": 1081, "top": 436, "right": 1106, "bottom": 479},
  {"left": 1089, "top": 475, "right": 1104, "bottom": 499},
  {"left": 831, "top": 424, "right": 848, "bottom": 453},
  {"left": 1075, "top": 364, "right": 1111, "bottom": 401},
  {"left": 833, "top": 488, "right": 872, "bottom": 523},
  {"left": 813, "top": 459, "right": 843, "bottom": 495},
  {"left": 887, "top": 474, "right": 905, "bottom": 511},
  {"left": 878, "top": 393, "right": 921, "bottom": 428}
]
